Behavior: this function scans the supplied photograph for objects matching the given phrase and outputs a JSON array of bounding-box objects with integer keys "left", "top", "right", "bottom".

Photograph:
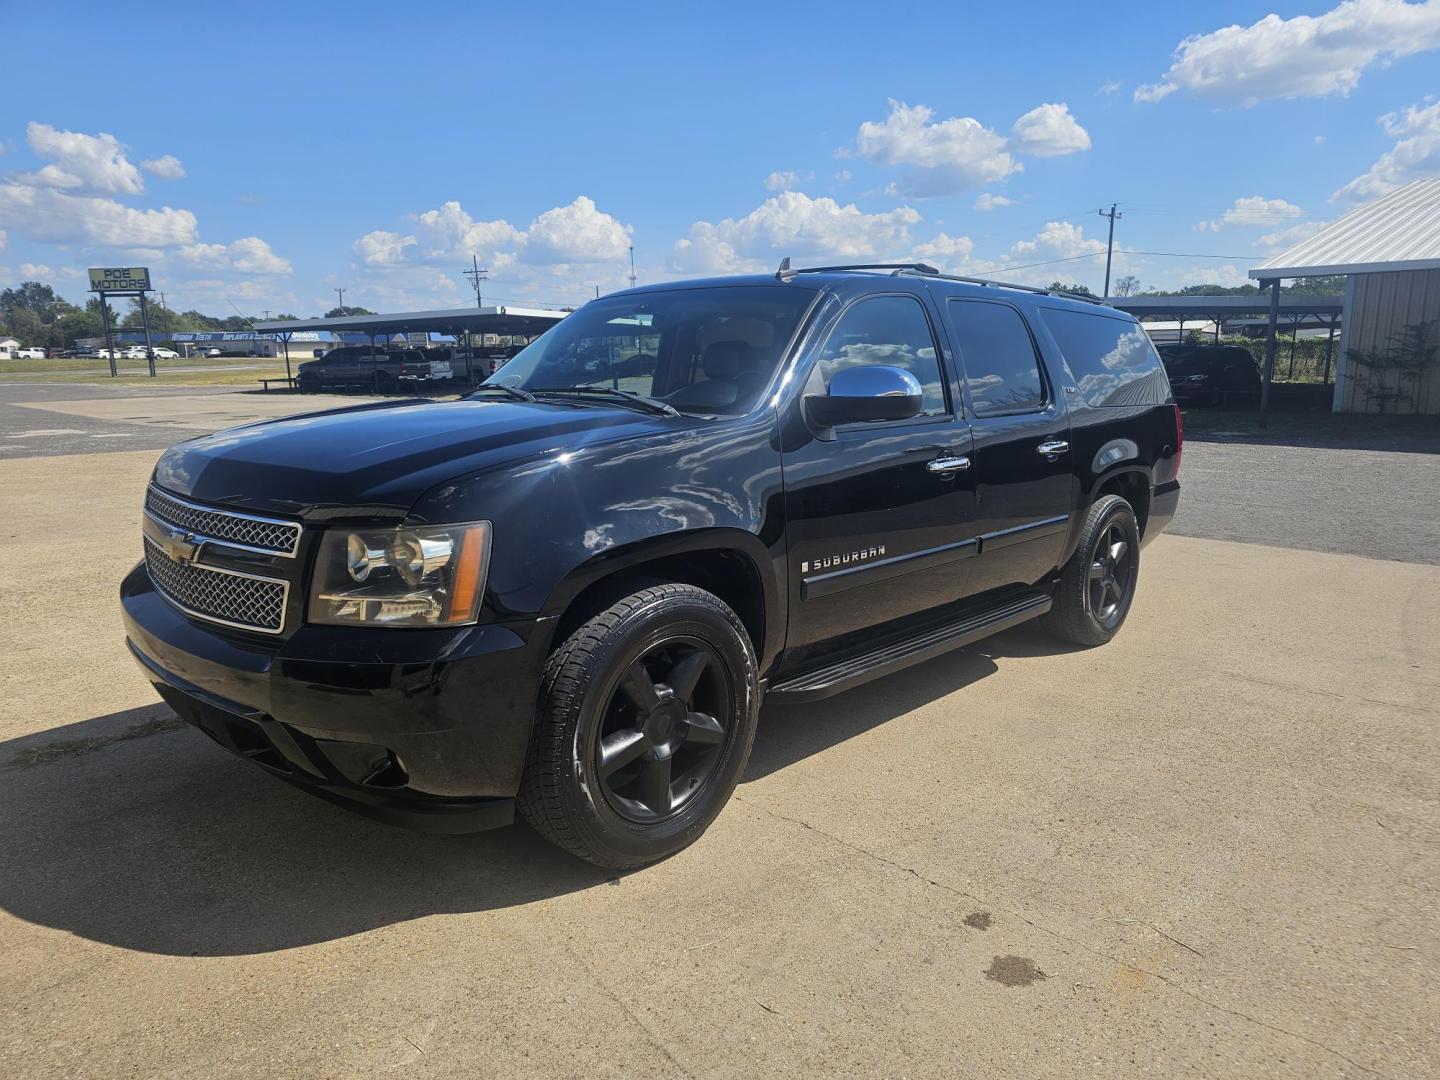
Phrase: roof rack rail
[
  {"left": 893, "top": 268, "right": 1111, "bottom": 307},
  {"left": 776, "top": 259, "right": 938, "bottom": 281}
]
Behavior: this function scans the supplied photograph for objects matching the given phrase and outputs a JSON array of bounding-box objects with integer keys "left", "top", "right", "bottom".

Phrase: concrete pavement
[{"left": 0, "top": 399, "right": 1437, "bottom": 1078}]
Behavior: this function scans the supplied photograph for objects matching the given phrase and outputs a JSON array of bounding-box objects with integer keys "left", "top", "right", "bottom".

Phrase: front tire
[
  {"left": 1043, "top": 495, "right": 1141, "bottom": 647},
  {"left": 518, "top": 583, "right": 759, "bottom": 869}
]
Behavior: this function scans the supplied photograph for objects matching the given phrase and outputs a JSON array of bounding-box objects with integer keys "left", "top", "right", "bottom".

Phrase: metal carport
[
  {"left": 1113, "top": 294, "right": 1343, "bottom": 425},
  {"left": 254, "top": 305, "right": 571, "bottom": 389}
]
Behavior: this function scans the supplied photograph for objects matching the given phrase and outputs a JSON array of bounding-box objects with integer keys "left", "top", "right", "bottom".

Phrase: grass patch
[
  {"left": 0, "top": 355, "right": 300, "bottom": 387},
  {"left": 7, "top": 714, "right": 188, "bottom": 768}
]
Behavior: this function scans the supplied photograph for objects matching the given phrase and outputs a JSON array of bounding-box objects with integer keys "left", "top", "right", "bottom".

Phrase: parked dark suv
[
  {"left": 1158, "top": 343, "right": 1262, "bottom": 406},
  {"left": 296, "top": 347, "right": 447, "bottom": 393},
  {"left": 122, "top": 263, "right": 1181, "bottom": 868}
]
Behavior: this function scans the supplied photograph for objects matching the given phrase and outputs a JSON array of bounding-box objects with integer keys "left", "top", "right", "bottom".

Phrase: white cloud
[
  {"left": 0, "top": 229, "right": 5, "bottom": 254},
  {"left": 1258, "top": 220, "right": 1330, "bottom": 251},
  {"left": 1010, "top": 103, "right": 1091, "bottom": 157},
  {"left": 967, "top": 220, "right": 1112, "bottom": 289},
  {"left": 181, "top": 236, "right": 291, "bottom": 274},
  {"left": 973, "top": 193, "right": 1018, "bottom": 211},
  {"left": 673, "top": 191, "right": 922, "bottom": 274},
  {"left": 1334, "top": 100, "right": 1440, "bottom": 200},
  {"left": 1098, "top": 80, "right": 1122, "bottom": 97},
  {"left": 354, "top": 229, "right": 418, "bottom": 267},
  {"left": 414, "top": 200, "right": 522, "bottom": 261},
  {"left": 349, "top": 195, "right": 632, "bottom": 306},
  {"left": 912, "top": 232, "right": 974, "bottom": 267},
  {"left": 833, "top": 169, "right": 852, "bottom": 182},
  {"left": 1198, "top": 196, "right": 1304, "bottom": 231},
  {"left": 141, "top": 154, "right": 186, "bottom": 180},
  {"left": 853, "top": 100, "right": 1019, "bottom": 196},
  {"left": 19, "top": 262, "right": 53, "bottom": 278},
  {"left": 24, "top": 122, "right": 145, "bottom": 194},
  {"left": 1136, "top": 0, "right": 1440, "bottom": 107},
  {"left": 520, "top": 196, "right": 632, "bottom": 265},
  {"left": 0, "top": 181, "right": 198, "bottom": 247},
  {"left": 1008, "top": 220, "right": 1106, "bottom": 261},
  {"left": 765, "top": 169, "right": 800, "bottom": 191}
]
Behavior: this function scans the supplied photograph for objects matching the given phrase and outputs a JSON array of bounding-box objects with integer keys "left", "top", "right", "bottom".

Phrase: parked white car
[
  {"left": 15, "top": 347, "right": 47, "bottom": 360},
  {"left": 151, "top": 348, "right": 179, "bottom": 359}
]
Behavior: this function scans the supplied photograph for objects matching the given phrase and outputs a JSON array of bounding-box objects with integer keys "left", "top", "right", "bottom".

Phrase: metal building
[{"left": 1251, "top": 178, "right": 1440, "bottom": 415}]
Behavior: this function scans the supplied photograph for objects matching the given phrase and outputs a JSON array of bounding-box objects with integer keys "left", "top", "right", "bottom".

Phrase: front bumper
[{"left": 121, "top": 562, "right": 553, "bottom": 832}]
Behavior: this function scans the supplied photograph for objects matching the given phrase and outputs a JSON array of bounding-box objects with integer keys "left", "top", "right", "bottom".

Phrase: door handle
[
  {"left": 1036, "top": 439, "right": 1069, "bottom": 456},
  {"left": 927, "top": 455, "right": 971, "bottom": 474}
]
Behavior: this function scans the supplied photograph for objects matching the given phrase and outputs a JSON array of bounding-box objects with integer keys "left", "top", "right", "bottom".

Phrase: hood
[{"left": 151, "top": 397, "right": 673, "bottom": 519}]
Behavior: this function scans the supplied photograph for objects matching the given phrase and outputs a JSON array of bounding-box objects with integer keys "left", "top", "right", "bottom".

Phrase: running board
[{"left": 766, "top": 593, "right": 1052, "bottom": 703}]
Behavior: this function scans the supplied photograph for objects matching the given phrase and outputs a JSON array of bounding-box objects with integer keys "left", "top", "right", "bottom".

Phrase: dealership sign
[{"left": 88, "top": 267, "right": 152, "bottom": 292}]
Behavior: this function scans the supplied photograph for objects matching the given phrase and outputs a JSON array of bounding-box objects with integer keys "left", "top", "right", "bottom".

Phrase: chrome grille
[
  {"left": 146, "top": 486, "right": 301, "bottom": 557},
  {"left": 143, "top": 536, "right": 288, "bottom": 634}
]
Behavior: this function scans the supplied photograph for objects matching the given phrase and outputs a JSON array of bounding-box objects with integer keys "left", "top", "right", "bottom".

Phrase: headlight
[{"left": 309, "top": 521, "right": 491, "bottom": 627}]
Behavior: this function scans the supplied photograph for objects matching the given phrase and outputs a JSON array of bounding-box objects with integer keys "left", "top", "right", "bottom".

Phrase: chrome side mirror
[{"left": 805, "top": 365, "right": 924, "bottom": 427}]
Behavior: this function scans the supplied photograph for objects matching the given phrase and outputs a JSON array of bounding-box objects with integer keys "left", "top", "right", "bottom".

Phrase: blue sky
[{"left": 3, "top": 1, "right": 1438, "bottom": 315}]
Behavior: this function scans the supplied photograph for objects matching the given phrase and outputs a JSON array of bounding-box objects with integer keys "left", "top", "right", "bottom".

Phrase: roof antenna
[{"left": 776, "top": 256, "right": 795, "bottom": 282}]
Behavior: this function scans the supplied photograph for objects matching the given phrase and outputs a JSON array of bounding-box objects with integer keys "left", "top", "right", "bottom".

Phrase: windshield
[{"left": 486, "top": 285, "right": 816, "bottom": 414}]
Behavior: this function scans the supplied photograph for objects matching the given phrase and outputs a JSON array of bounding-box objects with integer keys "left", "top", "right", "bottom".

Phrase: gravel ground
[{"left": 1171, "top": 436, "right": 1440, "bottom": 565}]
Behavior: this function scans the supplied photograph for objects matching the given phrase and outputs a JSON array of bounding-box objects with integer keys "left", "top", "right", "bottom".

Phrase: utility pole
[
  {"left": 628, "top": 245, "right": 637, "bottom": 289},
  {"left": 334, "top": 287, "right": 346, "bottom": 310},
  {"left": 463, "top": 255, "right": 489, "bottom": 309},
  {"left": 1098, "top": 204, "right": 1122, "bottom": 297}
]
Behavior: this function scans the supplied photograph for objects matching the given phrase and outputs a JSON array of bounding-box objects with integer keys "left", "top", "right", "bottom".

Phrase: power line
[{"left": 976, "top": 248, "right": 1254, "bottom": 275}]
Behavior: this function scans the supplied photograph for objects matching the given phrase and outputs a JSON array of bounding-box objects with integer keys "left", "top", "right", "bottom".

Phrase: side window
[
  {"left": 948, "top": 300, "right": 1046, "bottom": 417},
  {"left": 1038, "top": 307, "right": 1170, "bottom": 407},
  {"left": 815, "top": 295, "right": 947, "bottom": 417}
]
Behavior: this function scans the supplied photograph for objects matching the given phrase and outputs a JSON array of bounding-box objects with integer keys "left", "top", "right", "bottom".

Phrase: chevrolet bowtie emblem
[{"left": 161, "top": 527, "right": 204, "bottom": 566}]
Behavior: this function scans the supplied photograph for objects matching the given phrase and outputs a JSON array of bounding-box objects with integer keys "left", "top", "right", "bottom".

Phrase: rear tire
[
  {"left": 518, "top": 583, "right": 759, "bottom": 869},
  {"left": 1043, "top": 495, "right": 1140, "bottom": 647}
]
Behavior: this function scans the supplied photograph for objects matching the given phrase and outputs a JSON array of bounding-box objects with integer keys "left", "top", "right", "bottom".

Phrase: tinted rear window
[{"left": 1040, "top": 308, "right": 1170, "bottom": 407}]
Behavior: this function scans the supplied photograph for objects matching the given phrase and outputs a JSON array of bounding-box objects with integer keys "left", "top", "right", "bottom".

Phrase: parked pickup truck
[
  {"left": 295, "top": 347, "right": 448, "bottom": 393},
  {"left": 122, "top": 263, "right": 1181, "bottom": 868}
]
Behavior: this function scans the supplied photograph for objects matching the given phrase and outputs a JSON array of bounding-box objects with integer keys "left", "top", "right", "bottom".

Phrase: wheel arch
[
  {"left": 540, "top": 528, "right": 780, "bottom": 671},
  {"left": 1089, "top": 465, "right": 1152, "bottom": 537}
]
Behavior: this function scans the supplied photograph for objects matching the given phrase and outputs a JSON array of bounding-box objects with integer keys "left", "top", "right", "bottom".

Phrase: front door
[
  {"left": 944, "top": 298, "right": 1076, "bottom": 597},
  {"left": 781, "top": 292, "right": 978, "bottom": 665}
]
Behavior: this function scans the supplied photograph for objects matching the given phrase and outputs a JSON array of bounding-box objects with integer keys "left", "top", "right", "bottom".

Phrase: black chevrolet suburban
[{"left": 122, "top": 263, "right": 1181, "bottom": 868}]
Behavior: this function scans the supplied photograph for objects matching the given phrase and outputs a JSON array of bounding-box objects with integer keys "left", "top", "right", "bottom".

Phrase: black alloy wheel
[
  {"left": 1086, "top": 521, "right": 1133, "bottom": 632},
  {"left": 518, "top": 583, "right": 759, "bottom": 869},
  {"left": 1043, "top": 494, "right": 1141, "bottom": 647},
  {"left": 594, "top": 638, "right": 731, "bottom": 823}
]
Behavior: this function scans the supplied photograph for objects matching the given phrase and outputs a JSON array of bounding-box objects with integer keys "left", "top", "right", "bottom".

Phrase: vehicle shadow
[
  {"left": 745, "top": 624, "right": 1068, "bottom": 781},
  {"left": 0, "top": 625, "right": 1066, "bottom": 958}
]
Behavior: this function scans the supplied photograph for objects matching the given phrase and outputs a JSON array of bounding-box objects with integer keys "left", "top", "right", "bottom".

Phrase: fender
[{"left": 538, "top": 527, "right": 784, "bottom": 666}]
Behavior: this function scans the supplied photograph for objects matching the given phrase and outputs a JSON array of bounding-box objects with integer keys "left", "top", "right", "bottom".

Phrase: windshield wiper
[
  {"left": 531, "top": 386, "right": 680, "bottom": 417},
  {"left": 466, "top": 383, "right": 536, "bottom": 403}
]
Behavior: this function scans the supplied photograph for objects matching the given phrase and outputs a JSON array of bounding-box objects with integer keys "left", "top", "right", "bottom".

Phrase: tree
[
  {"left": 0, "top": 281, "right": 63, "bottom": 321},
  {"left": 1047, "top": 281, "right": 1094, "bottom": 296},
  {"left": 1347, "top": 319, "right": 1438, "bottom": 413},
  {"left": 324, "top": 305, "right": 376, "bottom": 318},
  {"left": 1111, "top": 275, "right": 1141, "bottom": 298}
]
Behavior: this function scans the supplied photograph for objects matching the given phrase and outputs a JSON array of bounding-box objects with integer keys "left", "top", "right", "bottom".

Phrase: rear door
[
  {"left": 781, "top": 291, "right": 977, "bottom": 662},
  {"left": 944, "top": 298, "right": 1075, "bottom": 597}
]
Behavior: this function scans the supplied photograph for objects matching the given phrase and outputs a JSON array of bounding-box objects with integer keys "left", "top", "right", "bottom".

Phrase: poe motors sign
[{"left": 88, "top": 266, "right": 152, "bottom": 293}]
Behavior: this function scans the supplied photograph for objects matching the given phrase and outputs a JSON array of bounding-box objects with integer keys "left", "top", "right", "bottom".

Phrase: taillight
[{"left": 1172, "top": 403, "right": 1183, "bottom": 477}]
